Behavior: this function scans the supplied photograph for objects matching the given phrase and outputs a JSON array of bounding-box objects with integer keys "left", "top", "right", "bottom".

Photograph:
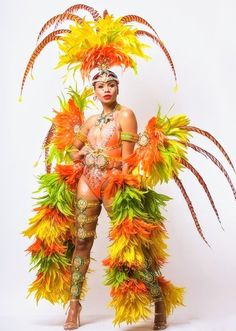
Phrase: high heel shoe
[
  {"left": 64, "top": 299, "right": 82, "bottom": 330},
  {"left": 153, "top": 297, "right": 167, "bottom": 330}
]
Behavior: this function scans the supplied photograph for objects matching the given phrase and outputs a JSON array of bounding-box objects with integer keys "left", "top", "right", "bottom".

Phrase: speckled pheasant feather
[
  {"left": 36, "top": 14, "right": 82, "bottom": 43},
  {"left": 20, "top": 30, "right": 70, "bottom": 97},
  {"left": 180, "top": 158, "right": 221, "bottom": 225},
  {"left": 174, "top": 175, "right": 210, "bottom": 246},
  {"left": 186, "top": 142, "right": 236, "bottom": 200}
]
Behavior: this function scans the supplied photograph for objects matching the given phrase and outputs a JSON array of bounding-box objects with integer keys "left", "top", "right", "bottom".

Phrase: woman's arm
[
  {"left": 70, "top": 116, "right": 95, "bottom": 162},
  {"left": 70, "top": 132, "right": 86, "bottom": 162},
  {"left": 119, "top": 108, "right": 138, "bottom": 173}
]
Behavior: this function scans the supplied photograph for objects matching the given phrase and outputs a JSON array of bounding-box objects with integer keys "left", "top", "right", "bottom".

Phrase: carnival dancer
[{"left": 21, "top": 4, "right": 235, "bottom": 330}]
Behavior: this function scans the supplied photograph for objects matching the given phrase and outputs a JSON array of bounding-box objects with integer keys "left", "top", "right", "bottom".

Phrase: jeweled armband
[
  {"left": 137, "top": 132, "right": 149, "bottom": 146},
  {"left": 121, "top": 131, "right": 139, "bottom": 143}
]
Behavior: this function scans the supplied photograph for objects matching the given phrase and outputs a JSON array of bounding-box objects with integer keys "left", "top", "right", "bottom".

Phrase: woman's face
[{"left": 94, "top": 80, "right": 118, "bottom": 105}]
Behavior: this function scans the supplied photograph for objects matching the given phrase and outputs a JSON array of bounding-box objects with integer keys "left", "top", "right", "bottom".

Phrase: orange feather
[
  {"left": 109, "top": 218, "right": 161, "bottom": 240},
  {"left": 111, "top": 279, "right": 148, "bottom": 296},
  {"left": 52, "top": 98, "right": 84, "bottom": 150},
  {"left": 103, "top": 173, "right": 141, "bottom": 199},
  {"left": 55, "top": 163, "right": 83, "bottom": 189}
]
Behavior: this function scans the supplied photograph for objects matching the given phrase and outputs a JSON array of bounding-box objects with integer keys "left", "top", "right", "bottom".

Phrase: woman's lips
[{"left": 103, "top": 95, "right": 112, "bottom": 100}]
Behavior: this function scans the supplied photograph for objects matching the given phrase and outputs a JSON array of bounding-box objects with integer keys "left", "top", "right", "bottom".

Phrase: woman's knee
[{"left": 76, "top": 237, "right": 94, "bottom": 252}]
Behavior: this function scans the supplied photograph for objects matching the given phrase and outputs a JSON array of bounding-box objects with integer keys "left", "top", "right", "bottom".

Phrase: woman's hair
[{"left": 92, "top": 69, "right": 119, "bottom": 86}]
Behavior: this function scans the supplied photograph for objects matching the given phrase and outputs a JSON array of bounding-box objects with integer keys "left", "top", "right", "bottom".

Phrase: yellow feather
[
  {"left": 161, "top": 282, "right": 185, "bottom": 316},
  {"left": 109, "top": 235, "right": 145, "bottom": 266},
  {"left": 109, "top": 292, "right": 151, "bottom": 325},
  {"left": 56, "top": 15, "right": 150, "bottom": 73}
]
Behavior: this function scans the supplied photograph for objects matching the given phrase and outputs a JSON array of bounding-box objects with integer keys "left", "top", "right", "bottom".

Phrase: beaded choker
[{"left": 95, "top": 104, "right": 120, "bottom": 128}]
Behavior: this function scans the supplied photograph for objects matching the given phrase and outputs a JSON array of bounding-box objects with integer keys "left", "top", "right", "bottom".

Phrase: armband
[{"left": 121, "top": 131, "right": 139, "bottom": 143}]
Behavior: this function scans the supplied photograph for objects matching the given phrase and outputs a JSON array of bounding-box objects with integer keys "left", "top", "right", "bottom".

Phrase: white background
[{"left": 1, "top": 1, "right": 236, "bottom": 330}]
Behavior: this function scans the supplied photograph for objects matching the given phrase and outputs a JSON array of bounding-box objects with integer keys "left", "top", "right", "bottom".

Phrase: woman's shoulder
[
  {"left": 118, "top": 106, "right": 136, "bottom": 122},
  {"left": 117, "top": 105, "right": 137, "bottom": 131},
  {"left": 118, "top": 105, "right": 136, "bottom": 120},
  {"left": 84, "top": 114, "right": 99, "bottom": 127}
]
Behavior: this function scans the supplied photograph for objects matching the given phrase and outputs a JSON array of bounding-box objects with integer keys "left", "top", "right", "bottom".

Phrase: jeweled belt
[{"left": 84, "top": 144, "right": 122, "bottom": 170}]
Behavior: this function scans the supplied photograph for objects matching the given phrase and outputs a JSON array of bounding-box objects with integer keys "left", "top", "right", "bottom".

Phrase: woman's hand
[{"left": 70, "top": 148, "right": 83, "bottom": 162}]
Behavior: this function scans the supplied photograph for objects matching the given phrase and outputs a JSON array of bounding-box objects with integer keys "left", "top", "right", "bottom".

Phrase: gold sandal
[{"left": 64, "top": 299, "right": 82, "bottom": 330}]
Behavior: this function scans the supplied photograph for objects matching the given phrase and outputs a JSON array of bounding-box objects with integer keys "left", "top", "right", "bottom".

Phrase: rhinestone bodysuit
[{"left": 79, "top": 110, "right": 122, "bottom": 199}]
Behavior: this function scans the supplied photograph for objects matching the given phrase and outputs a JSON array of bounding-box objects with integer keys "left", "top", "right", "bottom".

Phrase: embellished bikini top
[
  {"left": 87, "top": 110, "right": 121, "bottom": 152},
  {"left": 78, "top": 111, "right": 122, "bottom": 170},
  {"left": 77, "top": 109, "right": 141, "bottom": 169}
]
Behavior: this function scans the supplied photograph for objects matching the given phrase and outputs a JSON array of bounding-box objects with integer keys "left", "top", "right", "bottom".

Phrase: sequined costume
[{"left": 79, "top": 109, "right": 123, "bottom": 199}]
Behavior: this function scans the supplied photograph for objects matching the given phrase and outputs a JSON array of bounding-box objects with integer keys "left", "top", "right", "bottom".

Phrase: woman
[
  {"left": 63, "top": 69, "right": 167, "bottom": 330},
  {"left": 22, "top": 5, "right": 236, "bottom": 331},
  {"left": 27, "top": 5, "right": 235, "bottom": 330}
]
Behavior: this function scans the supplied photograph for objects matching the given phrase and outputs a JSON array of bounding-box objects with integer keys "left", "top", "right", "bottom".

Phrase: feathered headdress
[{"left": 20, "top": 3, "right": 177, "bottom": 97}]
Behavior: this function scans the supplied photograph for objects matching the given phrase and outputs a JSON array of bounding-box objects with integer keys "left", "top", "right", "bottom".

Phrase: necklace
[{"left": 95, "top": 103, "right": 120, "bottom": 128}]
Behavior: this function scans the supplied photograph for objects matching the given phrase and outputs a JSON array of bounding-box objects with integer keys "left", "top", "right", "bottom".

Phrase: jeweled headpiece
[
  {"left": 20, "top": 4, "right": 177, "bottom": 97},
  {"left": 92, "top": 70, "right": 119, "bottom": 86}
]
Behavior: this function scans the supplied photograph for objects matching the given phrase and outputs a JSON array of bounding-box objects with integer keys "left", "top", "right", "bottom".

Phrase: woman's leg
[
  {"left": 153, "top": 289, "right": 167, "bottom": 330},
  {"left": 64, "top": 175, "right": 102, "bottom": 330}
]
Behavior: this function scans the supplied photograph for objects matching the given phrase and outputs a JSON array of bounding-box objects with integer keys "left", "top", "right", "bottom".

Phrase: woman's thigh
[
  {"left": 77, "top": 175, "right": 100, "bottom": 201},
  {"left": 76, "top": 175, "right": 102, "bottom": 236}
]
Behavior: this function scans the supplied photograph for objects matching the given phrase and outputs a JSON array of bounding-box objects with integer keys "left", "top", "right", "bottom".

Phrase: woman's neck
[{"left": 102, "top": 101, "right": 117, "bottom": 114}]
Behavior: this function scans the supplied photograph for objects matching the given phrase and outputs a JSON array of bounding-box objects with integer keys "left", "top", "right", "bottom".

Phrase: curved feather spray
[
  {"left": 186, "top": 142, "right": 236, "bottom": 200},
  {"left": 173, "top": 175, "right": 210, "bottom": 247},
  {"left": 183, "top": 126, "right": 235, "bottom": 173},
  {"left": 136, "top": 30, "right": 177, "bottom": 82},
  {"left": 60, "top": 4, "right": 101, "bottom": 21},
  {"left": 180, "top": 158, "right": 222, "bottom": 228},
  {"left": 36, "top": 14, "right": 82, "bottom": 43},
  {"left": 121, "top": 15, "right": 160, "bottom": 38},
  {"left": 20, "top": 30, "right": 70, "bottom": 97}
]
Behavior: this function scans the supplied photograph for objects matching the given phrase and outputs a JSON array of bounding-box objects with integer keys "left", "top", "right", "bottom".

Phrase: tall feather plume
[
  {"left": 42, "top": 124, "right": 55, "bottom": 173},
  {"left": 60, "top": 4, "right": 101, "bottom": 21},
  {"left": 36, "top": 14, "right": 82, "bottom": 43},
  {"left": 187, "top": 142, "right": 236, "bottom": 200},
  {"left": 20, "top": 30, "right": 70, "bottom": 97},
  {"left": 183, "top": 126, "right": 235, "bottom": 173},
  {"left": 180, "top": 159, "right": 222, "bottom": 228},
  {"left": 121, "top": 15, "right": 160, "bottom": 38},
  {"left": 173, "top": 175, "right": 210, "bottom": 247},
  {"left": 136, "top": 30, "right": 177, "bottom": 82}
]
